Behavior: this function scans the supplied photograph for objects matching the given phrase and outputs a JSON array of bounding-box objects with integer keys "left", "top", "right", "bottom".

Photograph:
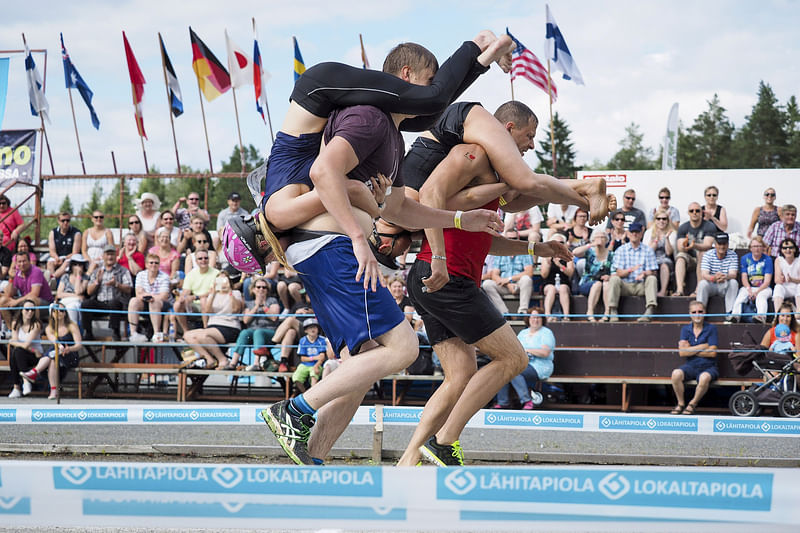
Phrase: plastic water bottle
[
  {"left": 554, "top": 273, "right": 561, "bottom": 291},
  {"left": 168, "top": 323, "right": 176, "bottom": 343}
]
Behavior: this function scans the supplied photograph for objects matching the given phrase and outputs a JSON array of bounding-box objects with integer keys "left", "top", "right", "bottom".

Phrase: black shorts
[
  {"left": 210, "top": 325, "right": 240, "bottom": 344},
  {"left": 406, "top": 260, "right": 506, "bottom": 346}
]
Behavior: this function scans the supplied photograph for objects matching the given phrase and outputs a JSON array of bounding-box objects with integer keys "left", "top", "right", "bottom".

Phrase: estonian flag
[{"left": 159, "top": 33, "right": 183, "bottom": 117}]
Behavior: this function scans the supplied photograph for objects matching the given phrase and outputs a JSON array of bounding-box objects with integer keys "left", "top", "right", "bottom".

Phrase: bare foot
[
  {"left": 477, "top": 35, "right": 514, "bottom": 72},
  {"left": 472, "top": 30, "right": 497, "bottom": 52},
  {"left": 570, "top": 178, "right": 610, "bottom": 225}
]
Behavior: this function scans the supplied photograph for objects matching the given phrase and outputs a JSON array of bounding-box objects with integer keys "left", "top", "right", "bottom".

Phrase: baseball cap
[
  {"left": 102, "top": 244, "right": 116, "bottom": 254},
  {"left": 628, "top": 222, "right": 643, "bottom": 232},
  {"left": 228, "top": 192, "right": 241, "bottom": 201},
  {"left": 775, "top": 324, "right": 791, "bottom": 340},
  {"left": 715, "top": 232, "right": 729, "bottom": 244},
  {"left": 302, "top": 318, "right": 319, "bottom": 329}
]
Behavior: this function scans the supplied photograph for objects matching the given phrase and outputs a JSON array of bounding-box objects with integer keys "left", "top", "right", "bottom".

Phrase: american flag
[{"left": 506, "top": 29, "right": 557, "bottom": 102}]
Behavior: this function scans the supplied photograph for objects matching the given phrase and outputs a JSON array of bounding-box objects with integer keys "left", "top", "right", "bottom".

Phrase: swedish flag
[{"left": 293, "top": 36, "right": 305, "bottom": 81}]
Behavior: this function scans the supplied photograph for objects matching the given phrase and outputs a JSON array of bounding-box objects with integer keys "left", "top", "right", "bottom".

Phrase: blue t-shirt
[
  {"left": 740, "top": 253, "right": 773, "bottom": 287},
  {"left": 679, "top": 322, "right": 718, "bottom": 364},
  {"left": 298, "top": 335, "right": 327, "bottom": 366},
  {"left": 516, "top": 326, "right": 555, "bottom": 380}
]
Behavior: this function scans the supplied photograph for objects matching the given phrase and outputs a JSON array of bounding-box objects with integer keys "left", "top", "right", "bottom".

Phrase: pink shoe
[
  {"left": 492, "top": 403, "right": 505, "bottom": 409},
  {"left": 522, "top": 401, "right": 535, "bottom": 410}
]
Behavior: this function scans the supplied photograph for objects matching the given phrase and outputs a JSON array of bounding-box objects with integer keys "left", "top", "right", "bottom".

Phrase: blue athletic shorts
[
  {"left": 262, "top": 131, "right": 323, "bottom": 205},
  {"left": 679, "top": 356, "right": 719, "bottom": 381},
  {"left": 294, "top": 237, "right": 405, "bottom": 354}
]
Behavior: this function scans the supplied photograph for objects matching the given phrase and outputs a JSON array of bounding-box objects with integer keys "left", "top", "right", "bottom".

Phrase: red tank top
[{"left": 416, "top": 199, "right": 500, "bottom": 286}]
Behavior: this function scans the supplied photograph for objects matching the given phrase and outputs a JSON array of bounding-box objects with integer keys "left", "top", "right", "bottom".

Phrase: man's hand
[
  {"left": 422, "top": 258, "right": 449, "bottom": 293},
  {"left": 369, "top": 173, "right": 391, "bottom": 208},
  {"left": 352, "top": 236, "right": 383, "bottom": 292},
  {"left": 534, "top": 241, "right": 573, "bottom": 262},
  {"left": 460, "top": 209, "right": 503, "bottom": 235}
]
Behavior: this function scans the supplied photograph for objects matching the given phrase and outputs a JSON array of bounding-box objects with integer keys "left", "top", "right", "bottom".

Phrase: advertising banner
[{"left": 0, "top": 129, "right": 37, "bottom": 185}]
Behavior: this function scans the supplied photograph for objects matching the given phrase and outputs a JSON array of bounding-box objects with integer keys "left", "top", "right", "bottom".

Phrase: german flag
[{"left": 190, "top": 27, "right": 231, "bottom": 101}]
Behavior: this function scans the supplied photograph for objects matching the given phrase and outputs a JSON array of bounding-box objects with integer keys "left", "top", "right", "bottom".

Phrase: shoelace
[
  {"left": 450, "top": 440, "right": 465, "bottom": 465},
  {"left": 282, "top": 413, "right": 313, "bottom": 442}
]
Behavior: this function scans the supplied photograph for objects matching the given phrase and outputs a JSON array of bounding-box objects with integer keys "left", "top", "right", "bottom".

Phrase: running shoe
[
  {"left": 420, "top": 436, "right": 464, "bottom": 467},
  {"left": 20, "top": 368, "right": 38, "bottom": 384},
  {"left": 246, "top": 163, "right": 267, "bottom": 206},
  {"left": 262, "top": 401, "right": 315, "bottom": 465}
]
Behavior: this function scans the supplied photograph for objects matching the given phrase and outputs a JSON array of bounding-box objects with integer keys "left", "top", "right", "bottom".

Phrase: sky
[{"left": 2, "top": 0, "right": 799, "bottom": 211}]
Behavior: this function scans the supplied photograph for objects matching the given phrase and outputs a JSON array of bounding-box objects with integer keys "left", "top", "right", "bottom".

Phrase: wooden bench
[
  {"left": 77, "top": 363, "right": 184, "bottom": 400},
  {"left": 181, "top": 368, "right": 295, "bottom": 402},
  {"left": 384, "top": 373, "right": 445, "bottom": 406}
]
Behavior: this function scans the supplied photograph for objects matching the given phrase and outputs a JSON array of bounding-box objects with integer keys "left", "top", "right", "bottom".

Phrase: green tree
[
  {"left": 733, "top": 81, "right": 788, "bottom": 168},
  {"left": 58, "top": 195, "right": 74, "bottom": 216},
  {"left": 534, "top": 112, "right": 580, "bottom": 177},
  {"left": 76, "top": 181, "right": 104, "bottom": 231},
  {"left": 607, "top": 122, "right": 656, "bottom": 170},
  {"left": 209, "top": 144, "right": 264, "bottom": 215},
  {"left": 677, "top": 95, "right": 735, "bottom": 169},
  {"left": 784, "top": 95, "right": 800, "bottom": 167}
]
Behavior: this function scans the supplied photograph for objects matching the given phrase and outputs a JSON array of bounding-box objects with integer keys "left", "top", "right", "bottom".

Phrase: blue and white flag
[
  {"left": 0, "top": 58, "right": 9, "bottom": 129},
  {"left": 545, "top": 4, "right": 584, "bottom": 85},
  {"left": 61, "top": 33, "right": 100, "bottom": 129},
  {"left": 24, "top": 42, "right": 50, "bottom": 123},
  {"left": 158, "top": 33, "right": 183, "bottom": 117}
]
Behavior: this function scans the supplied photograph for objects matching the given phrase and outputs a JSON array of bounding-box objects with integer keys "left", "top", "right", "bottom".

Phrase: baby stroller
[{"left": 728, "top": 332, "right": 800, "bottom": 417}]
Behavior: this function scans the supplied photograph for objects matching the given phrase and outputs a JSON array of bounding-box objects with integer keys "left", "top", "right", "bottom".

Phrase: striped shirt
[
  {"left": 135, "top": 270, "right": 172, "bottom": 302},
  {"left": 611, "top": 242, "right": 657, "bottom": 282},
  {"left": 700, "top": 248, "right": 739, "bottom": 276}
]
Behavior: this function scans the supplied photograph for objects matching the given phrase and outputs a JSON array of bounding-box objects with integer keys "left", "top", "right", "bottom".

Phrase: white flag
[
  {"left": 225, "top": 30, "right": 254, "bottom": 89},
  {"left": 662, "top": 103, "right": 679, "bottom": 170},
  {"left": 24, "top": 42, "right": 50, "bottom": 123}
]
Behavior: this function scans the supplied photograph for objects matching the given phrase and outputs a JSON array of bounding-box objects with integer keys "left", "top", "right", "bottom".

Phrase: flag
[
  {"left": 159, "top": 33, "right": 183, "bottom": 117},
  {"left": 0, "top": 58, "right": 8, "bottom": 129},
  {"left": 60, "top": 33, "right": 100, "bottom": 129},
  {"left": 225, "top": 30, "right": 253, "bottom": 89},
  {"left": 293, "top": 36, "right": 305, "bottom": 81},
  {"left": 545, "top": 4, "right": 584, "bottom": 85},
  {"left": 122, "top": 31, "right": 147, "bottom": 139},
  {"left": 359, "top": 34, "right": 370, "bottom": 69},
  {"left": 190, "top": 27, "right": 231, "bottom": 101},
  {"left": 506, "top": 29, "right": 557, "bottom": 102},
  {"left": 253, "top": 23, "right": 271, "bottom": 122},
  {"left": 24, "top": 42, "right": 49, "bottom": 123},
  {"left": 662, "top": 103, "right": 679, "bottom": 170}
]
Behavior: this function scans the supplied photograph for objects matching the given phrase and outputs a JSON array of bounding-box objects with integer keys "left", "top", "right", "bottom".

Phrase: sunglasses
[
  {"left": 93, "top": 215, "right": 104, "bottom": 219},
  {"left": 254, "top": 285, "right": 268, "bottom": 289},
  {"left": 765, "top": 192, "right": 776, "bottom": 197},
  {"left": 782, "top": 246, "right": 796, "bottom": 250},
  {"left": 688, "top": 209, "right": 702, "bottom": 213},
  {"left": 128, "top": 220, "right": 140, "bottom": 224},
  {"left": 196, "top": 256, "right": 209, "bottom": 261},
  {"left": 195, "top": 240, "right": 208, "bottom": 244},
  {"left": 162, "top": 217, "right": 174, "bottom": 222},
  {"left": 624, "top": 196, "right": 635, "bottom": 200},
  {"left": 655, "top": 217, "right": 668, "bottom": 221},
  {"left": 59, "top": 219, "right": 71, "bottom": 223},
  {"left": 188, "top": 197, "right": 200, "bottom": 201},
  {"left": 659, "top": 196, "right": 670, "bottom": 200},
  {"left": 0, "top": 201, "right": 8, "bottom": 206},
  {"left": 705, "top": 193, "right": 717, "bottom": 197},
  {"left": 22, "top": 308, "right": 34, "bottom": 312},
  {"left": 613, "top": 217, "right": 624, "bottom": 221},
  {"left": 690, "top": 310, "right": 704, "bottom": 314},
  {"left": 147, "top": 261, "right": 160, "bottom": 265}
]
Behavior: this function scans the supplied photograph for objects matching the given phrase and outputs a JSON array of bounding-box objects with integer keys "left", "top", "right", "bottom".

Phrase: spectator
[
  {"left": 503, "top": 207, "right": 542, "bottom": 243},
  {"left": 540, "top": 233, "right": 574, "bottom": 321},
  {"left": 772, "top": 238, "right": 800, "bottom": 312},
  {"left": 21, "top": 304, "right": 82, "bottom": 400},
  {"left": 82, "top": 210, "right": 115, "bottom": 275},
  {"left": 545, "top": 203, "right": 577, "bottom": 238},
  {"left": 82, "top": 245, "right": 133, "bottom": 341},
  {"left": 291, "top": 318, "right": 334, "bottom": 393},
  {"left": 670, "top": 300, "right": 718, "bottom": 415},
  {"left": 493, "top": 307, "right": 554, "bottom": 409},
  {"left": 0, "top": 194, "right": 23, "bottom": 251},
  {"left": 647, "top": 187, "right": 680, "bottom": 229},
  {"left": 126, "top": 214, "right": 149, "bottom": 254},
  {"left": 117, "top": 233, "right": 145, "bottom": 277},
  {"left": 674, "top": 202, "right": 717, "bottom": 296},
  {"left": 760, "top": 302, "right": 798, "bottom": 350},
  {"left": 10, "top": 238, "right": 38, "bottom": 276},
  {"left": 608, "top": 222, "right": 658, "bottom": 322},
  {"left": 606, "top": 189, "right": 646, "bottom": 231},
  {"left": 6, "top": 300, "right": 42, "bottom": 398},
  {"left": 0, "top": 251, "right": 53, "bottom": 328},
  {"left": 174, "top": 249, "right": 219, "bottom": 336},
  {"left": 606, "top": 211, "right": 629, "bottom": 251},
  {"left": 155, "top": 210, "right": 181, "bottom": 248},
  {"left": 55, "top": 255, "right": 89, "bottom": 325},
  {"left": 148, "top": 227, "right": 179, "bottom": 280},
  {"left": 764, "top": 204, "right": 800, "bottom": 258},
  {"left": 177, "top": 215, "right": 215, "bottom": 256},
  {"left": 128, "top": 254, "right": 172, "bottom": 343},
  {"left": 0, "top": 243, "right": 12, "bottom": 281},
  {"left": 276, "top": 266, "right": 306, "bottom": 311},
  {"left": 216, "top": 192, "right": 249, "bottom": 233},
  {"left": 183, "top": 271, "right": 243, "bottom": 369},
  {"left": 729, "top": 236, "right": 773, "bottom": 324},
  {"left": 482, "top": 252, "right": 534, "bottom": 316},
  {"left": 696, "top": 233, "right": 738, "bottom": 319},
  {"left": 257, "top": 302, "right": 315, "bottom": 372},
  {"left": 46, "top": 212, "right": 82, "bottom": 279},
  {"left": 234, "top": 276, "right": 281, "bottom": 371},
  {"left": 573, "top": 229, "right": 614, "bottom": 321},
  {"left": 184, "top": 232, "right": 217, "bottom": 275},
  {"left": 134, "top": 193, "right": 161, "bottom": 248},
  {"left": 389, "top": 276, "right": 416, "bottom": 326},
  {"left": 644, "top": 208, "right": 677, "bottom": 297},
  {"left": 566, "top": 208, "right": 590, "bottom": 250},
  {"left": 172, "top": 192, "right": 210, "bottom": 230},
  {"left": 702, "top": 185, "right": 728, "bottom": 232},
  {"left": 747, "top": 187, "right": 781, "bottom": 238}
]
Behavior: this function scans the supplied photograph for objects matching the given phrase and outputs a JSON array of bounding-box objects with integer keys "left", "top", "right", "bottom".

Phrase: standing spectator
[
  {"left": 503, "top": 207, "right": 542, "bottom": 243},
  {"left": 184, "top": 232, "right": 217, "bottom": 274},
  {"left": 174, "top": 249, "right": 219, "bottom": 336},
  {"left": 772, "top": 238, "right": 800, "bottom": 312},
  {"left": 81, "top": 245, "right": 133, "bottom": 340},
  {"left": 183, "top": 271, "right": 243, "bottom": 369},
  {"left": 216, "top": 192, "right": 249, "bottom": 233},
  {"left": 493, "top": 307, "right": 554, "bottom": 409},
  {"left": 608, "top": 222, "right": 658, "bottom": 322},
  {"left": 647, "top": 187, "right": 680, "bottom": 229},
  {"left": 729, "top": 236, "right": 773, "bottom": 324},
  {"left": 0, "top": 194, "right": 23, "bottom": 251},
  {"left": 148, "top": 227, "right": 179, "bottom": 279},
  {"left": 236, "top": 277, "right": 281, "bottom": 371},
  {"left": 606, "top": 189, "right": 646, "bottom": 231},
  {"left": 291, "top": 318, "right": 334, "bottom": 393},
  {"left": 545, "top": 203, "right": 577, "bottom": 238},
  {"left": 134, "top": 193, "right": 161, "bottom": 248},
  {"left": 764, "top": 204, "right": 800, "bottom": 258},
  {"left": 702, "top": 185, "right": 728, "bottom": 233},
  {"left": 55, "top": 255, "right": 89, "bottom": 325},
  {"left": 82, "top": 210, "right": 115, "bottom": 275},
  {"left": 172, "top": 192, "right": 210, "bottom": 230},
  {"left": 177, "top": 215, "right": 215, "bottom": 256},
  {"left": 46, "top": 212, "right": 82, "bottom": 279},
  {"left": 674, "top": 202, "right": 717, "bottom": 296},
  {"left": 747, "top": 188, "right": 781, "bottom": 238},
  {"left": 126, "top": 214, "right": 149, "bottom": 254},
  {"left": 644, "top": 208, "right": 677, "bottom": 297},
  {"left": 6, "top": 300, "right": 42, "bottom": 398},
  {"left": 606, "top": 211, "right": 629, "bottom": 251},
  {"left": 0, "top": 251, "right": 53, "bottom": 328},
  {"left": 482, "top": 252, "right": 534, "bottom": 315},
  {"left": 128, "top": 254, "right": 172, "bottom": 343},
  {"left": 670, "top": 300, "right": 718, "bottom": 415},
  {"left": 540, "top": 233, "right": 574, "bottom": 321},
  {"left": 117, "top": 233, "right": 145, "bottom": 277},
  {"left": 695, "top": 233, "right": 738, "bottom": 318},
  {"left": 573, "top": 229, "right": 614, "bottom": 321},
  {"left": 21, "top": 305, "right": 82, "bottom": 400},
  {"left": 155, "top": 210, "right": 181, "bottom": 248}
]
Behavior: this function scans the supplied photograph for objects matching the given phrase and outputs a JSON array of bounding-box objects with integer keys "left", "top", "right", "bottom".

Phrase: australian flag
[{"left": 61, "top": 33, "right": 100, "bottom": 129}]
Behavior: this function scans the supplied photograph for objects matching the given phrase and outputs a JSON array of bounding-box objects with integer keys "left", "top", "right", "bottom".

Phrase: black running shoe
[
  {"left": 262, "top": 400, "right": 315, "bottom": 465},
  {"left": 420, "top": 436, "right": 464, "bottom": 466}
]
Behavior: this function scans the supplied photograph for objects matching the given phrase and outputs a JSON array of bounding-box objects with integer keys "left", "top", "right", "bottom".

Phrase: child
[
  {"left": 291, "top": 318, "right": 333, "bottom": 393},
  {"left": 769, "top": 324, "right": 795, "bottom": 354}
]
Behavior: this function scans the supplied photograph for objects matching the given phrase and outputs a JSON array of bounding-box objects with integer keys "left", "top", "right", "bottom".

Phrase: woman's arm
[
  {"left": 747, "top": 207, "right": 760, "bottom": 238},
  {"left": 81, "top": 231, "right": 89, "bottom": 257},
  {"left": 105, "top": 229, "right": 115, "bottom": 247},
  {"left": 67, "top": 323, "right": 82, "bottom": 352}
]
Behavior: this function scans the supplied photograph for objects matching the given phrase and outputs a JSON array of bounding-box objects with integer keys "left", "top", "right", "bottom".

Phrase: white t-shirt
[{"left": 546, "top": 204, "right": 578, "bottom": 224}]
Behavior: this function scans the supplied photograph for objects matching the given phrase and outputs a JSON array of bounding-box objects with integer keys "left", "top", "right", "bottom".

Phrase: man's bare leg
[
  {"left": 397, "top": 338, "right": 477, "bottom": 466},
  {"left": 307, "top": 386, "right": 371, "bottom": 460}
]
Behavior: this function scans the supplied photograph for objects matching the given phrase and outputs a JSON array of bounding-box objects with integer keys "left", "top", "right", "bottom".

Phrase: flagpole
[
  {"left": 253, "top": 18, "right": 275, "bottom": 144},
  {"left": 194, "top": 78, "right": 214, "bottom": 173},
  {"left": 546, "top": 59, "right": 556, "bottom": 177},
  {"left": 510, "top": 77, "right": 515, "bottom": 102},
  {"left": 231, "top": 87, "right": 246, "bottom": 172},
  {"left": 65, "top": 87, "right": 87, "bottom": 174},
  {"left": 21, "top": 34, "right": 55, "bottom": 174},
  {"left": 159, "top": 34, "right": 181, "bottom": 174}
]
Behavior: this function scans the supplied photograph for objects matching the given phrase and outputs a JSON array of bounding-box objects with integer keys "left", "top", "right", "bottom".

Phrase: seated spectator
[
  {"left": 644, "top": 208, "right": 677, "bottom": 297},
  {"left": 155, "top": 210, "right": 181, "bottom": 248},
  {"left": 772, "top": 238, "right": 800, "bottom": 312},
  {"left": 291, "top": 318, "right": 334, "bottom": 393},
  {"left": 729, "top": 236, "right": 773, "bottom": 324},
  {"left": 493, "top": 307, "right": 554, "bottom": 409},
  {"left": 134, "top": 192, "right": 161, "bottom": 248},
  {"left": 573, "top": 229, "right": 613, "bottom": 321},
  {"left": 0, "top": 194, "right": 23, "bottom": 251},
  {"left": 148, "top": 227, "right": 180, "bottom": 280},
  {"left": 10, "top": 238, "right": 38, "bottom": 277},
  {"left": 183, "top": 271, "right": 243, "bottom": 369},
  {"left": 608, "top": 222, "right": 658, "bottom": 322},
  {"left": 606, "top": 211, "right": 629, "bottom": 251},
  {"left": 764, "top": 204, "right": 800, "bottom": 258},
  {"left": 21, "top": 304, "right": 82, "bottom": 400},
  {"left": 81, "top": 245, "right": 133, "bottom": 340},
  {"left": 674, "top": 202, "right": 717, "bottom": 296},
  {"left": 216, "top": 192, "right": 249, "bottom": 233},
  {"left": 389, "top": 275, "right": 416, "bottom": 326},
  {"left": 82, "top": 210, "right": 115, "bottom": 274},
  {"left": 0, "top": 251, "right": 53, "bottom": 328},
  {"left": 55, "top": 255, "right": 89, "bottom": 325},
  {"left": 696, "top": 233, "right": 738, "bottom": 318},
  {"left": 545, "top": 203, "right": 577, "bottom": 238},
  {"left": 647, "top": 187, "right": 680, "bottom": 229},
  {"left": 46, "top": 212, "right": 82, "bottom": 279},
  {"left": 7, "top": 300, "right": 42, "bottom": 398},
  {"left": 256, "top": 302, "right": 315, "bottom": 372},
  {"left": 482, "top": 252, "right": 534, "bottom": 316},
  {"left": 117, "top": 233, "right": 145, "bottom": 277},
  {"left": 233, "top": 276, "right": 281, "bottom": 370},
  {"left": 276, "top": 265, "right": 306, "bottom": 311},
  {"left": 128, "top": 254, "right": 172, "bottom": 343},
  {"left": 760, "top": 302, "right": 797, "bottom": 351},
  {"left": 702, "top": 185, "right": 727, "bottom": 232},
  {"left": 174, "top": 249, "right": 219, "bottom": 336},
  {"left": 184, "top": 232, "right": 218, "bottom": 274},
  {"left": 177, "top": 214, "right": 215, "bottom": 256},
  {"left": 747, "top": 187, "right": 781, "bottom": 239},
  {"left": 540, "top": 233, "right": 574, "bottom": 321},
  {"left": 503, "top": 207, "right": 542, "bottom": 243},
  {"left": 670, "top": 300, "right": 718, "bottom": 415},
  {"left": 0, "top": 243, "right": 12, "bottom": 281},
  {"left": 606, "top": 189, "right": 645, "bottom": 232},
  {"left": 172, "top": 192, "right": 210, "bottom": 230},
  {"left": 126, "top": 214, "right": 149, "bottom": 254},
  {"left": 566, "top": 209, "right": 590, "bottom": 250}
]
